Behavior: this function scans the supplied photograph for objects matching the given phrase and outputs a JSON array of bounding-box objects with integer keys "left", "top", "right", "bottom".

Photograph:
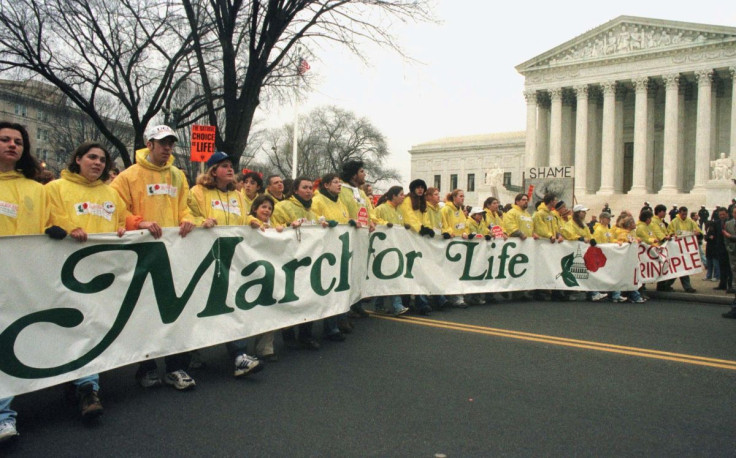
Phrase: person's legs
[{"left": 0, "top": 397, "right": 18, "bottom": 442}]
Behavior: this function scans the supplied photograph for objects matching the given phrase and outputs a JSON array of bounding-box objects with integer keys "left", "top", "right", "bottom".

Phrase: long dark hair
[
  {"left": 0, "top": 121, "right": 38, "bottom": 179},
  {"left": 67, "top": 142, "right": 112, "bottom": 182},
  {"left": 376, "top": 185, "right": 403, "bottom": 206}
]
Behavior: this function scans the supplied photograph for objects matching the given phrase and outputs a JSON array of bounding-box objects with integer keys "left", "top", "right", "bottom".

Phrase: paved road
[{"left": 3, "top": 298, "right": 736, "bottom": 457}]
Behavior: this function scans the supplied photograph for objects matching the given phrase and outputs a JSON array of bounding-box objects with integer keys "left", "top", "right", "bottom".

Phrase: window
[
  {"left": 37, "top": 109, "right": 48, "bottom": 122},
  {"left": 467, "top": 173, "right": 475, "bottom": 192},
  {"left": 503, "top": 172, "right": 512, "bottom": 186},
  {"left": 14, "top": 104, "right": 27, "bottom": 117},
  {"left": 434, "top": 174, "right": 441, "bottom": 190},
  {"left": 36, "top": 128, "right": 48, "bottom": 141},
  {"left": 450, "top": 174, "right": 458, "bottom": 190}
]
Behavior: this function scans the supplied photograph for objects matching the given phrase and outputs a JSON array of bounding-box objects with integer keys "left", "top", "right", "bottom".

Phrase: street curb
[{"left": 645, "top": 291, "right": 733, "bottom": 305}]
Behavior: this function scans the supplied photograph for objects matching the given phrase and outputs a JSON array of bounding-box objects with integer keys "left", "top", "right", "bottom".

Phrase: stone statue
[
  {"left": 710, "top": 153, "right": 734, "bottom": 180},
  {"left": 485, "top": 168, "right": 504, "bottom": 187}
]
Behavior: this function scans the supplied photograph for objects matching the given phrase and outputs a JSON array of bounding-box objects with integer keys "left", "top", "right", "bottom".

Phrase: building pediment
[{"left": 516, "top": 16, "right": 736, "bottom": 73}]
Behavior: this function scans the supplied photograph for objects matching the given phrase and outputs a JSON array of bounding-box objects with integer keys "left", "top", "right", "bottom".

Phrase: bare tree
[
  {"left": 180, "top": 0, "right": 433, "bottom": 166},
  {"left": 0, "top": 0, "right": 198, "bottom": 166},
  {"left": 262, "top": 105, "right": 400, "bottom": 186}
]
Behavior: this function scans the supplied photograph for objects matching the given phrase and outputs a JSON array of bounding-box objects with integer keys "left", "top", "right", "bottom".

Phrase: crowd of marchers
[{"left": 1, "top": 120, "right": 734, "bottom": 445}]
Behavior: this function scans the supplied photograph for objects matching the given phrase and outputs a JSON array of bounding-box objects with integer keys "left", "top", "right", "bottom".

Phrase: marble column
[
  {"left": 731, "top": 68, "right": 736, "bottom": 158},
  {"left": 614, "top": 88, "right": 625, "bottom": 193},
  {"left": 549, "top": 88, "right": 563, "bottom": 166},
  {"left": 536, "top": 96, "right": 550, "bottom": 166},
  {"left": 524, "top": 89, "right": 538, "bottom": 168},
  {"left": 660, "top": 73, "right": 680, "bottom": 193},
  {"left": 573, "top": 85, "right": 589, "bottom": 196},
  {"left": 561, "top": 92, "right": 575, "bottom": 166},
  {"left": 629, "top": 77, "right": 649, "bottom": 195},
  {"left": 646, "top": 85, "right": 656, "bottom": 192},
  {"left": 597, "top": 81, "right": 616, "bottom": 195}
]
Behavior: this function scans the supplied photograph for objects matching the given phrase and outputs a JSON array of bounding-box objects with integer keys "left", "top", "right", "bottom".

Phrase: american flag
[{"left": 297, "top": 58, "right": 310, "bottom": 75}]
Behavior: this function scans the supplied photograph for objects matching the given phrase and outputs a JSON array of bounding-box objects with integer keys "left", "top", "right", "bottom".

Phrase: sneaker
[
  {"left": 164, "top": 370, "right": 196, "bottom": 390},
  {"left": 78, "top": 385, "right": 104, "bottom": 419},
  {"left": 0, "top": 419, "right": 18, "bottom": 443},
  {"left": 631, "top": 297, "right": 646, "bottom": 304},
  {"left": 393, "top": 306, "right": 410, "bottom": 317},
  {"left": 453, "top": 301, "right": 469, "bottom": 309},
  {"left": 233, "top": 354, "right": 263, "bottom": 378},
  {"left": 135, "top": 369, "right": 162, "bottom": 388},
  {"left": 590, "top": 292, "right": 608, "bottom": 302},
  {"left": 711, "top": 278, "right": 720, "bottom": 282},
  {"left": 612, "top": 296, "right": 627, "bottom": 303}
]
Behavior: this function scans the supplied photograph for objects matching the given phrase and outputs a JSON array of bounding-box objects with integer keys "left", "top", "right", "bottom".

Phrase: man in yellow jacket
[
  {"left": 503, "top": 193, "right": 537, "bottom": 240},
  {"left": 533, "top": 193, "right": 563, "bottom": 243},
  {"left": 661, "top": 206, "right": 700, "bottom": 293},
  {"left": 110, "top": 124, "right": 196, "bottom": 391}
]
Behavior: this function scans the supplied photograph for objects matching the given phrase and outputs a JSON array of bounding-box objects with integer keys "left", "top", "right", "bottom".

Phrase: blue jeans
[
  {"left": 706, "top": 256, "right": 721, "bottom": 280},
  {"left": 0, "top": 397, "right": 15, "bottom": 423},
  {"left": 373, "top": 296, "right": 403, "bottom": 313},
  {"left": 73, "top": 374, "right": 100, "bottom": 393}
]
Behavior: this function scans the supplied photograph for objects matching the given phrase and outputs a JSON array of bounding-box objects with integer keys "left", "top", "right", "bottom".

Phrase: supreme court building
[{"left": 410, "top": 16, "right": 736, "bottom": 210}]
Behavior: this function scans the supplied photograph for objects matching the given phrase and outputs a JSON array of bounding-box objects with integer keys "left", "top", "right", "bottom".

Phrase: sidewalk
[{"left": 645, "top": 274, "right": 734, "bottom": 305}]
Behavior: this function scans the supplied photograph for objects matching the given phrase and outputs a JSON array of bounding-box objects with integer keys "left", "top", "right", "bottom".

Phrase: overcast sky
[{"left": 258, "top": 1, "right": 736, "bottom": 187}]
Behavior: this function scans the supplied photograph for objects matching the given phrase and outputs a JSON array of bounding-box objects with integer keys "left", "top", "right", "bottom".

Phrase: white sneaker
[
  {"left": 590, "top": 292, "right": 608, "bottom": 302},
  {"left": 0, "top": 419, "right": 18, "bottom": 443},
  {"left": 632, "top": 297, "right": 646, "bottom": 303},
  {"left": 613, "top": 296, "right": 628, "bottom": 303},
  {"left": 234, "top": 354, "right": 263, "bottom": 378},
  {"left": 164, "top": 370, "right": 196, "bottom": 390},
  {"left": 393, "top": 306, "right": 410, "bottom": 317}
]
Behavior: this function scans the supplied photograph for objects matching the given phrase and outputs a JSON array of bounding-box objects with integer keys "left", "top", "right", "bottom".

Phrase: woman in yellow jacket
[
  {"left": 611, "top": 215, "right": 646, "bottom": 303},
  {"left": 423, "top": 187, "right": 443, "bottom": 234},
  {"left": 0, "top": 122, "right": 52, "bottom": 441},
  {"left": 482, "top": 197, "right": 507, "bottom": 239},
  {"left": 592, "top": 211, "right": 615, "bottom": 244},
  {"left": 186, "top": 151, "right": 265, "bottom": 376},
  {"left": 312, "top": 173, "right": 350, "bottom": 224},
  {"left": 441, "top": 189, "right": 467, "bottom": 238},
  {"left": 271, "top": 177, "right": 331, "bottom": 349},
  {"left": 399, "top": 179, "right": 434, "bottom": 236},
  {"left": 560, "top": 205, "right": 593, "bottom": 242},
  {"left": 46, "top": 142, "right": 128, "bottom": 238}
]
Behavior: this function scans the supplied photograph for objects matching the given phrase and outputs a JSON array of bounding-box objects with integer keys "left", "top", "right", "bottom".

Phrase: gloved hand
[
  {"left": 45, "top": 225, "right": 67, "bottom": 240},
  {"left": 404, "top": 224, "right": 411, "bottom": 230},
  {"left": 467, "top": 233, "right": 476, "bottom": 239},
  {"left": 442, "top": 232, "right": 451, "bottom": 239},
  {"left": 326, "top": 220, "right": 338, "bottom": 228},
  {"left": 386, "top": 223, "right": 393, "bottom": 228},
  {"left": 589, "top": 239, "right": 597, "bottom": 247},
  {"left": 348, "top": 219, "right": 357, "bottom": 227},
  {"left": 578, "top": 236, "right": 585, "bottom": 242},
  {"left": 484, "top": 234, "right": 492, "bottom": 241},
  {"left": 419, "top": 226, "right": 435, "bottom": 237}
]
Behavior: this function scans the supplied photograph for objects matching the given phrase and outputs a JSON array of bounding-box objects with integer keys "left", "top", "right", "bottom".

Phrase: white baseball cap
[
  {"left": 469, "top": 207, "right": 484, "bottom": 216},
  {"left": 145, "top": 124, "right": 178, "bottom": 142},
  {"left": 572, "top": 204, "right": 588, "bottom": 212}
]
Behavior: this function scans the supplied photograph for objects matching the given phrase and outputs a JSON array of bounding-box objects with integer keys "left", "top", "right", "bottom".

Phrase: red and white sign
[
  {"left": 357, "top": 207, "right": 369, "bottom": 226},
  {"left": 190, "top": 125, "right": 216, "bottom": 162}
]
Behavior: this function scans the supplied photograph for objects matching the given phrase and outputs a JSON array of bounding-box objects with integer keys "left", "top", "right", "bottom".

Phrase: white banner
[
  {"left": 0, "top": 227, "right": 700, "bottom": 397},
  {"left": 636, "top": 236, "right": 704, "bottom": 283}
]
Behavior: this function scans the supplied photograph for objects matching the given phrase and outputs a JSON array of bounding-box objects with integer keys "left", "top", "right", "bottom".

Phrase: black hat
[
  {"left": 340, "top": 160, "right": 364, "bottom": 182},
  {"left": 409, "top": 179, "right": 427, "bottom": 193},
  {"left": 555, "top": 200, "right": 566, "bottom": 210}
]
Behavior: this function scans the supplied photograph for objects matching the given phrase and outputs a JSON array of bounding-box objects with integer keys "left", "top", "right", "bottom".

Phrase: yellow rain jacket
[
  {"left": 398, "top": 196, "right": 424, "bottom": 233},
  {"left": 533, "top": 202, "right": 558, "bottom": 239},
  {"left": 466, "top": 216, "right": 490, "bottom": 236},
  {"left": 312, "top": 190, "right": 350, "bottom": 223},
  {"left": 423, "top": 202, "right": 442, "bottom": 233},
  {"left": 650, "top": 215, "right": 668, "bottom": 240},
  {"left": 561, "top": 219, "right": 592, "bottom": 241},
  {"left": 503, "top": 204, "right": 534, "bottom": 237},
  {"left": 271, "top": 196, "right": 318, "bottom": 226},
  {"left": 188, "top": 185, "right": 248, "bottom": 226},
  {"left": 241, "top": 191, "right": 258, "bottom": 216},
  {"left": 668, "top": 216, "right": 701, "bottom": 237},
  {"left": 46, "top": 170, "right": 128, "bottom": 233},
  {"left": 339, "top": 182, "right": 383, "bottom": 224},
  {"left": 612, "top": 225, "right": 637, "bottom": 243},
  {"left": 441, "top": 201, "right": 466, "bottom": 236},
  {"left": 0, "top": 170, "right": 48, "bottom": 235},
  {"left": 374, "top": 201, "right": 404, "bottom": 226},
  {"left": 592, "top": 223, "right": 615, "bottom": 244},
  {"left": 635, "top": 221, "right": 657, "bottom": 245},
  {"left": 110, "top": 148, "right": 192, "bottom": 229}
]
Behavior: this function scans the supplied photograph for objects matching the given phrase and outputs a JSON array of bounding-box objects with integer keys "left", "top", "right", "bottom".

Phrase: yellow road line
[{"left": 370, "top": 313, "right": 736, "bottom": 371}]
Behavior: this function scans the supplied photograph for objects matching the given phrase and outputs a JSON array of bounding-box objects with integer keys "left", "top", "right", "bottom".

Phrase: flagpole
[{"left": 291, "top": 77, "right": 299, "bottom": 180}]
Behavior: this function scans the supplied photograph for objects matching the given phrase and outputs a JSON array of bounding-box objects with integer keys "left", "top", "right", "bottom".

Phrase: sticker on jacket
[
  {"left": 74, "top": 201, "right": 115, "bottom": 221},
  {"left": 0, "top": 201, "right": 18, "bottom": 218},
  {"left": 146, "top": 184, "right": 178, "bottom": 197},
  {"left": 211, "top": 198, "right": 242, "bottom": 216}
]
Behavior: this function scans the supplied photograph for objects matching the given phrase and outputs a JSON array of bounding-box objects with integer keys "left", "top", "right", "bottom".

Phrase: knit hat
[{"left": 409, "top": 179, "right": 427, "bottom": 193}]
